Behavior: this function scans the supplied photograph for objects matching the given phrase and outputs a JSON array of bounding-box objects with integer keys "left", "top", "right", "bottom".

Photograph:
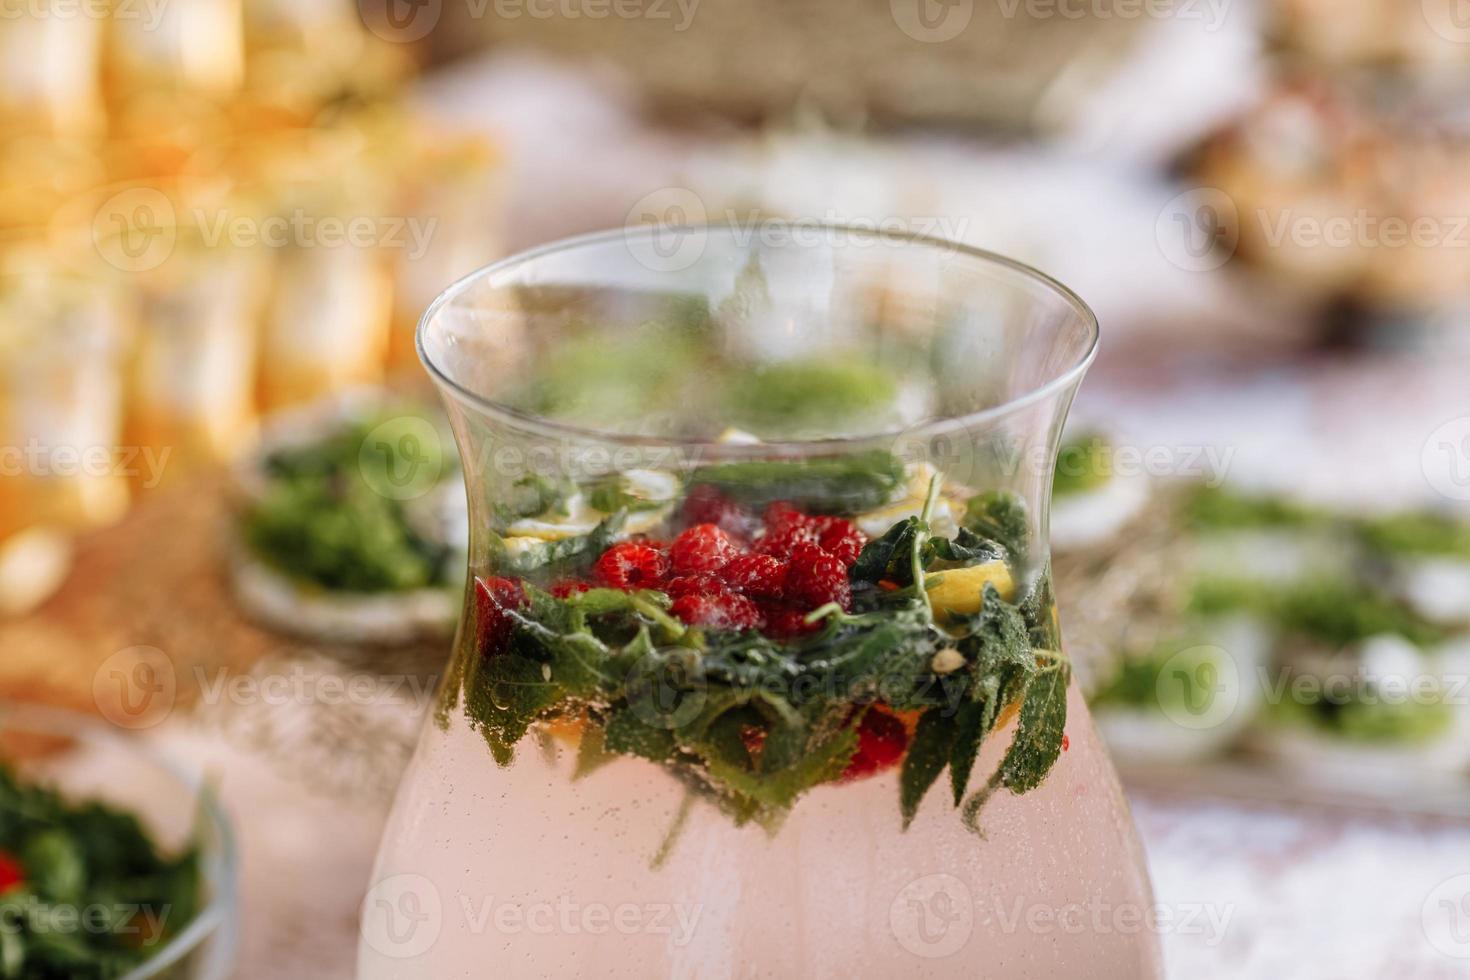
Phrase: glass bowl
[{"left": 0, "top": 701, "right": 237, "bottom": 979}]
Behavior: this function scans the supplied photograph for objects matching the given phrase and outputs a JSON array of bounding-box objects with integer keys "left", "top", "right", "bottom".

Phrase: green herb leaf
[
  {"left": 690, "top": 451, "right": 906, "bottom": 514},
  {"left": 900, "top": 708, "right": 958, "bottom": 829},
  {"left": 926, "top": 527, "right": 1004, "bottom": 567},
  {"left": 963, "top": 490, "right": 1029, "bottom": 564},
  {"left": 998, "top": 661, "right": 1070, "bottom": 795},
  {"left": 851, "top": 516, "right": 924, "bottom": 587},
  {"left": 603, "top": 707, "right": 678, "bottom": 762},
  {"left": 948, "top": 699, "right": 990, "bottom": 806}
]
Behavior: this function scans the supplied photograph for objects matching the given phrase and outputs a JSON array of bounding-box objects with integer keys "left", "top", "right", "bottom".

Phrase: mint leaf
[
  {"left": 998, "top": 661, "right": 1070, "bottom": 795},
  {"left": 462, "top": 652, "right": 563, "bottom": 765},
  {"left": 851, "top": 516, "right": 924, "bottom": 587},
  {"left": 926, "top": 527, "right": 1004, "bottom": 567},
  {"left": 690, "top": 451, "right": 906, "bottom": 513},
  {"left": 704, "top": 725, "right": 858, "bottom": 815},
  {"left": 961, "top": 584, "right": 1036, "bottom": 682},
  {"left": 963, "top": 490, "right": 1029, "bottom": 563},
  {"left": 603, "top": 707, "right": 677, "bottom": 762},
  {"left": 948, "top": 699, "right": 990, "bottom": 806},
  {"left": 900, "top": 708, "right": 958, "bottom": 828},
  {"left": 572, "top": 720, "right": 616, "bottom": 779}
]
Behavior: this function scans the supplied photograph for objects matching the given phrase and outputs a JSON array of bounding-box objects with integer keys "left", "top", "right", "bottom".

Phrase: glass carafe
[{"left": 360, "top": 224, "right": 1162, "bottom": 978}]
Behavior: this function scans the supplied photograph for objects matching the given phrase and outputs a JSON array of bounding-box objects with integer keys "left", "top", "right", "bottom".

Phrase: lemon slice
[
  {"left": 506, "top": 494, "right": 604, "bottom": 540},
  {"left": 503, "top": 470, "right": 679, "bottom": 546},
  {"left": 925, "top": 559, "right": 1015, "bottom": 617}
]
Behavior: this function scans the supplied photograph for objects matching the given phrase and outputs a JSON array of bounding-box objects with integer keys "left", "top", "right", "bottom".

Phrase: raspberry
[
  {"left": 763, "top": 501, "right": 806, "bottom": 529},
  {"left": 594, "top": 542, "right": 669, "bottom": 590},
  {"left": 670, "top": 590, "right": 763, "bottom": 631},
  {"left": 786, "top": 544, "right": 852, "bottom": 610},
  {"left": 841, "top": 710, "right": 909, "bottom": 781},
  {"left": 758, "top": 601, "right": 821, "bottom": 640},
  {"left": 669, "top": 523, "right": 739, "bottom": 575},
  {"left": 550, "top": 580, "right": 592, "bottom": 598},
  {"left": 720, "top": 553, "right": 789, "bottom": 599},
  {"left": 0, "top": 851, "right": 24, "bottom": 895},
  {"left": 475, "top": 575, "right": 526, "bottom": 657},
  {"left": 665, "top": 572, "right": 725, "bottom": 597},
  {"left": 682, "top": 485, "right": 755, "bottom": 537},
  {"left": 813, "top": 516, "right": 866, "bottom": 566},
  {"left": 756, "top": 504, "right": 820, "bottom": 557}
]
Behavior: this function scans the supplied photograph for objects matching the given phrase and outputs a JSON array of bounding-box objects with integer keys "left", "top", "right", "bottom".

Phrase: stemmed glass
[{"left": 360, "top": 223, "right": 1161, "bottom": 978}]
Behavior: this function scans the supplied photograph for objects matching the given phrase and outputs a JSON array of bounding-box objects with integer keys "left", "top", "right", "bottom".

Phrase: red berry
[
  {"left": 669, "top": 523, "right": 739, "bottom": 575},
  {"left": 670, "top": 590, "right": 763, "bottom": 631},
  {"left": 721, "top": 553, "right": 789, "bottom": 599},
  {"left": 550, "top": 580, "right": 592, "bottom": 598},
  {"left": 665, "top": 572, "right": 724, "bottom": 597},
  {"left": 813, "top": 516, "right": 866, "bottom": 566},
  {"left": 756, "top": 504, "right": 820, "bottom": 557},
  {"left": 1061, "top": 733, "right": 1070, "bottom": 752},
  {"left": 786, "top": 544, "right": 852, "bottom": 610},
  {"left": 594, "top": 542, "right": 669, "bottom": 590},
  {"left": 758, "top": 601, "right": 822, "bottom": 640},
  {"left": 0, "top": 851, "right": 24, "bottom": 894},
  {"left": 682, "top": 485, "right": 754, "bottom": 537},
  {"left": 842, "top": 710, "right": 909, "bottom": 780},
  {"left": 475, "top": 575, "right": 526, "bottom": 657},
  {"left": 763, "top": 501, "right": 806, "bottom": 529}
]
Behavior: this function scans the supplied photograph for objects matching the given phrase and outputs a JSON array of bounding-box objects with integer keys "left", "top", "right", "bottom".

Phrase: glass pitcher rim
[{"left": 417, "top": 221, "right": 1100, "bottom": 456}]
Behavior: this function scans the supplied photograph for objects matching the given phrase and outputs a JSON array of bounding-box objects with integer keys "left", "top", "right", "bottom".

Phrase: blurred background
[{"left": 2, "top": 0, "right": 1470, "bottom": 975}]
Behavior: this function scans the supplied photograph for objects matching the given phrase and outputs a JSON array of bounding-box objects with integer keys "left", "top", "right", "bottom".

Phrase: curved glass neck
[{"left": 422, "top": 225, "right": 1095, "bottom": 586}]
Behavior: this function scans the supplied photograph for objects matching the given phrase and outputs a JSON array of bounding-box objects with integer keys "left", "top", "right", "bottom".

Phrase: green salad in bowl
[
  {"left": 0, "top": 704, "right": 234, "bottom": 979},
  {"left": 229, "top": 392, "right": 466, "bottom": 645}
]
